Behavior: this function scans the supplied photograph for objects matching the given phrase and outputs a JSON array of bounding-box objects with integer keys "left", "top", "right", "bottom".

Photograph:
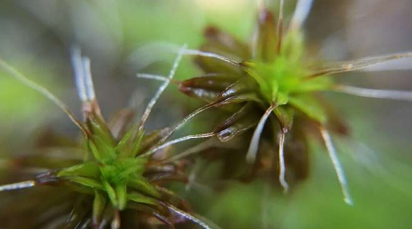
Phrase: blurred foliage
[
  {"left": 0, "top": 0, "right": 412, "bottom": 229},
  {"left": 0, "top": 64, "right": 60, "bottom": 119},
  {"left": 197, "top": 142, "right": 412, "bottom": 229}
]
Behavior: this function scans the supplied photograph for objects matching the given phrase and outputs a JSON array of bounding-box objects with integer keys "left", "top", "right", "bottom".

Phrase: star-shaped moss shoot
[
  {"left": 0, "top": 46, "right": 214, "bottom": 229},
  {"left": 173, "top": 0, "right": 412, "bottom": 205}
]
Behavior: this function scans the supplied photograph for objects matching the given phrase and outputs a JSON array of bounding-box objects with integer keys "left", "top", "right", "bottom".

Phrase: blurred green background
[{"left": 1, "top": 0, "right": 412, "bottom": 228}]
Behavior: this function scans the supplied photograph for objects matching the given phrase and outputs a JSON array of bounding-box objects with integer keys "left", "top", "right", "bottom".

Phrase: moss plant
[
  {"left": 0, "top": 47, "right": 213, "bottom": 229},
  {"left": 1, "top": 0, "right": 412, "bottom": 228},
  {"left": 173, "top": 0, "right": 412, "bottom": 205}
]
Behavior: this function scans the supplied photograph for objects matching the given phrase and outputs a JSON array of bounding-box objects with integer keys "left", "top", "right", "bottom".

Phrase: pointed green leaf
[
  {"left": 92, "top": 135, "right": 117, "bottom": 161},
  {"left": 87, "top": 115, "right": 116, "bottom": 147},
  {"left": 117, "top": 128, "right": 144, "bottom": 158},
  {"left": 68, "top": 176, "right": 104, "bottom": 190},
  {"left": 117, "top": 158, "right": 147, "bottom": 177},
  {"left": 116, "top": 182, "right": 127, "bottom": 210},
  {"left": 88, "top": 140, "right": 102, "bottom": 162},
  {"left": 92, "top": 190, "right": 107, "bottom": 226},
  {"left": 57, "top": 162, "right": 100, "bottom": 179},
  {"left": 129, "top": 175, "right": 160, "bottom": 198},
  {"left": 292, "top": 76, "right": 332, "bottom": 93},
  {"left": 289, "top": 95, "right": 327, "bottom": 123},
  {"left": 116, "top": 125, "right": 136, "bottom": 150},
  {"left": 242, "top": 61, "right": 275, "bottom": 103},
  {"left": 128, "top": 192, "right": 158, "bottom": 206},
  {"left": 102, "top": 180, "right": 118, "bottom": 207},
  {"left": 131, "top": 129, "right": 145, "bottom": 157}
]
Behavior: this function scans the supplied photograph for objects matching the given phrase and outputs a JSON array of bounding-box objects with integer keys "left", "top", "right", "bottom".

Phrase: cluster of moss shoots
[{"left": 1, "top": 0, "right": 412, "bottom": 228}]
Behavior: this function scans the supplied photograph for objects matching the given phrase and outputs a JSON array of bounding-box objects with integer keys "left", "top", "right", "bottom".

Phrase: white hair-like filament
[
  {"left": 135, "top": 73, "right": 181, "bottom": 86},
  {"left": 320, "top": 127, "right": 353, "bottom": 205},
  {"left": 163, "top": 138, "right": 216, "bottom": 163},
  {"left": 0, "top": 180, "right": 36, "bottom": 192},
  {"left": 246, "top": 104, "right": 276, "bottom": 163},
  {"left": 141, "top": 132, "right": 215, "bottom": 157},
  {"left": 70, "top": 46, "right": 96, "bottom": 102},
  {"left": 162, "top": 137, "right": 241, "bottom": 163},
  {"left": 70, "top": 46, "right": 101, "bottom": 117},
  {"left": 334, "top": 85, "right": 412, "bottom": 102},
  {"left": 290, "top": 0, "right": 314, "bottom": 29},
  {"left": 136, "top": 73, "right": 170, "bottom": 82},
  {"left": 82, "top": 57, "right": 96, "bottom": 100},
  {"left": 309, "top": 51, "right": 412, "bottom": 78},
  {"left": 278, "top": 130, "right": 289, "bottom": 193},
  {"left": 71, "top": 47, "right": 87, "bottom": 102},
  {"left": 182, "top": 49, "right": 240, "bottom": 66},
  {"left": 158, "top": 103, "right": 216, "bottom": 144},
  {"left": 132, "top": 42, "right": 239, "bottom": 69},
  {"left": 164, "top": 204, "right": 213, "bottom": 229},
  {"left": 139, "top": 44, "right": 187, "bottom": 129},
  {"left": 0, "top": 58, "right": 86, "bottom": 134}
]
